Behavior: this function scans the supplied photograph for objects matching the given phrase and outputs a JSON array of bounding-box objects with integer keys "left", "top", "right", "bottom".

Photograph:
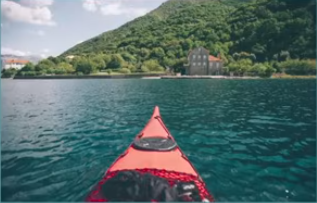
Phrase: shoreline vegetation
[
  {"left": 1, "top": 57, "right": 316, "bottom": 80},
  {"left": 271, "top": 74, "right": 316, "bottom": 79},
  {"left": 4, "top": 73, "right": 316, "bottom": 80},
  {"left": 1, "top": 0, "right": 316, "bottom": 80}
]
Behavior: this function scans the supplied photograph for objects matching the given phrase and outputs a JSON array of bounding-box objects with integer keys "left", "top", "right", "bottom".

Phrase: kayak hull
[
  {"left": 107, "top": 106, "right": 198, "bottom": 175},
  {"left": 86, "top": 106, "right": 214, "bottom": 202}
]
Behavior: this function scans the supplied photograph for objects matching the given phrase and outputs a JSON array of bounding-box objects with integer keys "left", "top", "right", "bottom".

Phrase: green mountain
[
  {"left": 10, "top": 0, "right": 315, "bottom": 78},
  {"left": 61, "top": 0, "right": 315, "bottom": 66},
  {"left": 61, "top": 0, "right": 238, "bottom": 60}
]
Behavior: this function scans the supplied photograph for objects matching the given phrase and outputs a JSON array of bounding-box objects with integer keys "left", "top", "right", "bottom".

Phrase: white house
[
  {"left": 65, "top": 55, "right": 76, "bottom": 60},
  {"left": 2, "top": 59, "right": 29, "bottom": 70}
]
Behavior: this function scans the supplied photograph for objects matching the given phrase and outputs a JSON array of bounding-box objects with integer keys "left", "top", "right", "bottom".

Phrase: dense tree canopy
[{"left": 15, "top": 0, "right": 316, "bottom": 77}]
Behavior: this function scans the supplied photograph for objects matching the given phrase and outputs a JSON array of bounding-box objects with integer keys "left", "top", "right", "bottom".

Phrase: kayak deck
[{"left": 86, "top": 106, "right": 214, "bottom": 202}]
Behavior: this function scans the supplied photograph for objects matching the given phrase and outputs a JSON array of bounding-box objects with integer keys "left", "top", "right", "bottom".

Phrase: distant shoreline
[
  {"left": 270, "top": 74, "right": 316, "bottom": 79},
  {"left": 160, "top": 76, "right": 260, "bottom": 79},
  {"left": 12, "top": 73, "right": 167, "bottom": 80},
  {"left": 10, "top": 74, "right": 316, "bottom": 80}
]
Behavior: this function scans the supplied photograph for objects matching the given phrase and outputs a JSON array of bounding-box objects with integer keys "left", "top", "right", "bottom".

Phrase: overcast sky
[{"left": 1, "top": 0, "right": 167, "bottom": 58}]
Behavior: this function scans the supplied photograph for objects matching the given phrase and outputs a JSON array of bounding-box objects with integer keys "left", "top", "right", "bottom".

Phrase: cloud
[
  {"left": 27, "top": 29, "right": 46, "bottom": 36},
  {"left": 82, "top": 0, "right": 149, "bottom": 17},
  {"left": 40, "top": 54, "right": 47, "bottom": 58},
  {"left": 100, "top": 2, "right": 148, "bottom": 17},
  {"left": 1, "top": 0, "right": 56, "bottom": 26},
  {"left": 37, "top": 30, "right": 45, "bottom": 36},
  {"left": 82, "top": 0, "right": 99, "bottom": 12},
  {"left": 1, "top": 47, "right": 31, "bottom": 56},
  {"left": 43, "top": 49, "right": 50, "bottom": 53},
  {"left": 19, "top": 0, "right": 54, "bottom": 7},
  {"left": 30, "top": 30, "right": 46, "bottom": 36},
  {"left": 1, "top": 47, "right": 52, "bottom": 59}
]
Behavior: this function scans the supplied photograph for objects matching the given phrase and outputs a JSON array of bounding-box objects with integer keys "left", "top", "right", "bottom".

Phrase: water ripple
[{"left": 1, "top": 79, "right": 316, "bottom": 201}]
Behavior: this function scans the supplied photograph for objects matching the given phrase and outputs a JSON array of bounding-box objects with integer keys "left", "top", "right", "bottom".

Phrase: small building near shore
[
  {"left": 185, "top": 47, "right": 224, "bottom": 75},
  {"left": 2, "top": 59, "right": 29, "bottom": 70},
  {"left": 65, "top": 55, "right": 76, "bottom": 60}
]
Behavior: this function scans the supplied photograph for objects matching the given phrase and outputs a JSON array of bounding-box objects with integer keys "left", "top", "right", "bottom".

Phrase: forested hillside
[
  {"left": 6, "top": 0, "right": 316, "bottom": 78},
  {"left": 229, "top": 0, "right": 316, "bottom": 61}
]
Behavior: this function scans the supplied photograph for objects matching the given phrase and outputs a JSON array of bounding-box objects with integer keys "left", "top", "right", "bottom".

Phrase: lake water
[{"left": 1, "top": 79, "right": 316, "bottom": 202}]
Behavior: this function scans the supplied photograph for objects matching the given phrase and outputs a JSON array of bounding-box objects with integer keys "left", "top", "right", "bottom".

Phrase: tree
[
  {"left": 75, "top": 58, "right": 95, "bottom": 74},
  {"left": 108, "top": 54, "right": 125, "bottom": 69},
  {"left": 279, "top": 51, "right": 290, "bottom": 61},
  {"left": 181, "top": 39, "right": 193, "bottom": 51},
  {"left": 279, "top": 59, "right": 316, "bottom": 75},
  {"left": 70, "top": 56, "right": 81, "bottom": 67},
  {"left": 140, "top": 48, "right": 150, "bottom": 58},
  {"left": 21, "top": 62, "right": 35, "bottom": 72},
  {"left": 121, "top": 52, "right": 136, "bottom": 64},
  {"left": 172, "top": 58, "right": 187, "bottom": 73},
  {"left": 57, "top": 62, "right": 75, "bottom": 74},
  {"left": 91, "top": 55, "right": 106, "bottom": 70},
  {"left": 46, "top": 68, "right": 55, "bottom": 74},
  {"left": 166, "top": 50, "right": 176, "bottom": 58},
  {"left": 206, "top": 31, "right": 219, "bottom": 42},
  {"left": 252, "top": 63, "right": 276, "bottom": 77},
  {"left": 228, "top": 59, "right": 253, "bottom": 76},
  {"left": 151, "top": 47, "right": 165, "bottom": 59},
  {"left": 232, "top": 52, "right": 241, "bottom": 61},
  {"left": 16, "top": 62, "right": 36, "bottom": 76},
  {"left": 1, "top": 68, "right": 17, "bottom": 78},
  {"left": 102, "top": 55, "right": 111, "bottom": 67},
  {"left": 142, "top": 60, "right": 165, "bottom": 72},
  {"left": 126, "top": 45, "right": 138, "bottom": 54},
  {"left": 141, "top": 66, "right": 150, "bottom": 72},
  {"left": 162, "top": 57, "right": 175, "bottom": 67},
  {"left": 249, "top": 54, "right": 256, "bottom": 62},
  {"left": 35, "top": 59, "right": 55, "bottom": 72},
  {"left": 47, "top": 56, "right": 62, "bottom": 64},
  {"left": 54, "top": 67, "right": 67, "bottom": 75}
]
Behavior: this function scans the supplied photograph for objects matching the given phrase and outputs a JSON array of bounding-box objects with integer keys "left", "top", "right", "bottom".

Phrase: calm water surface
[{"left": 1, "top": 79, "right": 316, "bottom": 202}]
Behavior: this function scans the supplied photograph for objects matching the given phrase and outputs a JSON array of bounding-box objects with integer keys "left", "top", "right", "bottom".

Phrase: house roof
[
  {"left": 66, "top": 55, "right": 76, "bottom": 59},
  {"left": 187, "top": 46, "right": 210, "bottom": 57},
  {"left": 209, "top": 55, "right": 221, "bottom": 62},
  {"left": 4, "top": 59, "right": 29, "bottom": 64},
  {"left": 187, "top": 47, "right": 222, "bottom": 62}
]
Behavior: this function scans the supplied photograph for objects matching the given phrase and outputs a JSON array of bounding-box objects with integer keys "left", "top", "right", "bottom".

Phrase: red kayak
[{"left": 86, "top": 106, "right": 214, "bottom": 202}]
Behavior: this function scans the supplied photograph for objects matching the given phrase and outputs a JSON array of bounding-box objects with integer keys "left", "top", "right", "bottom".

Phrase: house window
[
  {"left": 216, "top": 63, "right": 219, "bottom": 68},
  {"left": 198, "top": 62, "right": 201, "bottom": 66},
  {"left": 193, "top": 55, "right": 196, "bottom": 59},
  {"left": 193, "top": 62, "right": 196, "bottom": 66},
  {"left": 198, "top": 55, "right": 201, "bottom": 59},
  {"left": 203, "top": 62, "right": 206, "bottom": 66},
  {"left": 203, "top": 55, "right": 206, "bottom": 59}
]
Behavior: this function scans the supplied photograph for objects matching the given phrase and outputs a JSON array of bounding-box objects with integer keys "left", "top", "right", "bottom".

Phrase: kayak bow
[{"left": 86, "top": 106, "right": 214, "bottom": 202}]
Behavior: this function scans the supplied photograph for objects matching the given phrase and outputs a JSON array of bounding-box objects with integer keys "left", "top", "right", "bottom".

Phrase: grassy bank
[
  {"left": 90, "top": 71, "right": 167, "bottom": 76},
  {"left": 13, "top": 72, "right": 168, "bottom": 80},
  {"left": 271, "top": 74, "right": 316, "bottom": 79}
]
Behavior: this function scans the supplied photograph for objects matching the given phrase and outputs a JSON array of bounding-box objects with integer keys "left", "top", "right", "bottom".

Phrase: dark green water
[{"left": 1, "top": 79, "right": 316, "bottom": 202}]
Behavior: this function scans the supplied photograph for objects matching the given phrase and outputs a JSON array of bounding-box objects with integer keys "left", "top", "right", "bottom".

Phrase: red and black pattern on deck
[{"left": 86, "top": 168, "right": 214, "bottom": 202}]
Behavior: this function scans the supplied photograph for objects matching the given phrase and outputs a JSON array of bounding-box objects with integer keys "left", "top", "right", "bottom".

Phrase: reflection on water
[{"left": 1, "top": 79, "right": 316, "bottom": 201}]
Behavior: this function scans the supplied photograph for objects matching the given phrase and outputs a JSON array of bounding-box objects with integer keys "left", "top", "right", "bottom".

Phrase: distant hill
[
  {"left": 1, "top": 54, "right": 42, "bottom": 64},
  {"left": 60, "top": 0, "right": 315, "bottom": 66}
]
